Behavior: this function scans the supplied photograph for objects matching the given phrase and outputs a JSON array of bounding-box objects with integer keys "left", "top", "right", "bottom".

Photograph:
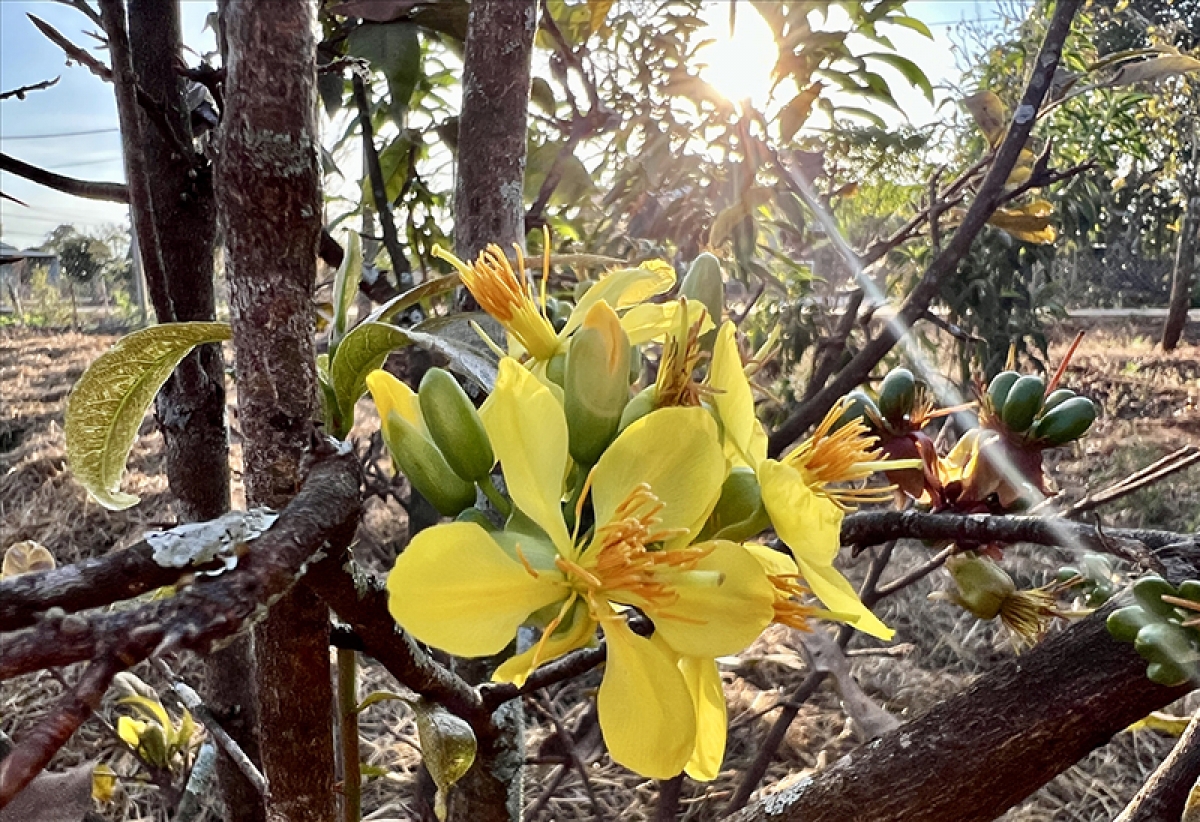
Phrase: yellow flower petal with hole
[
  {"left": 366, "top": 370, "right": 426, "bottom": 435},
  {"left": 493, "top": 598, "right": 597, "bottom": 686},
  {"left": 759, "top": 459, "right": 843, "bottom": 566},
  {"left": 564, "top": 261, "right": 677, "bottom": 338},
  {"left": 680, "top": 655, "right": 726, "bottom": 782},
  {"left": 620, "top": 299, "right": 714, "bottom": 347},
  {"left": 708, "top": 322, "right": 767, "bottom": 467},
  {"left": 652, "top": 541, "right": 774, "bottom": 658},
  {"left": 794, "top": 557, "right": 894, "bottom": 641},
  {"left": 591, "top": 407, "right": 726, "bottom": 539},
  {"left": 387, "top": 522, "right": 565, "bottom": 657},
  {"left": 598, "top": 617, "right": 696, "bottom": 779},
  {"left": 479, "top": 358, "right": 574, "bottom": 553}
]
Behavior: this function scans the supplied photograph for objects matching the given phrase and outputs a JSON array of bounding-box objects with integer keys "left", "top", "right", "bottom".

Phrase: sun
[{"left": 696, "top": 5, "right": 780, "bottom": 108}]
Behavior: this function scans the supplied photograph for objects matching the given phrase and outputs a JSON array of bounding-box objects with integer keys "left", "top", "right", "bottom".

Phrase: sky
[{"left": 0, "top": 1, "right": 1008, "bottom": 250}]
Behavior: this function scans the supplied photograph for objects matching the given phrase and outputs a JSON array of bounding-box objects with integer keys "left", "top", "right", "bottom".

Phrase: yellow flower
[
  {"left": 386, "top": 358, "right": 774, "bottom": 779},
  {"left": 432, "top": 244, "right": 681, "bottom": 363},
  {"left": 707, "top": 321, "right": 899, "bottom": 640}
]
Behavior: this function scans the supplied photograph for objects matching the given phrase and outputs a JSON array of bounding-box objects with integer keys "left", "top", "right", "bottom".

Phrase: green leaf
[
  {"left": 331, "top": 232, "right": 363, "bottom": 355},
  {"left": 346, "top": 21, "right": 422, "bottom": 124},
  {"left": 1108, "top": 54, "right": 1200, "bottom": 87},
  {"left": 883, "top": 14, "right": 932, "bottom": 39},
  {"left": 779, "top": 82, "right": 825, "bottom": 143},
  {"left": 366, "top": 273, "right": 461, "bottom": 325},
  {"left": 65, "top": 322, "right": 231, "bottom": 510},
  {"left": 361, "top": 133, "right": 415, "bottom": 206},
  {"left": 865, "top": 52, "right": 933, "bottom": 103},
  {"left": 355, "top": 690, "right": 412, "bottom": 714},
  {"left": 407, "top": 313, "right": 504, "bottom": 391},
  {"left": 833, "top": 105, "right": 887, "bottom": 129},
  {"left": 531, "top": 77, "right": 556, "bottom": 114},
  {"left": 330, "top": 321, "right": 413, "bottom": 437}
]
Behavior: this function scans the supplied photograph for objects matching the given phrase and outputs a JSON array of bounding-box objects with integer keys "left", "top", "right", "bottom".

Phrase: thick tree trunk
[
  {"left": 453, "top": 0, "right": 538, "bottom": 258},
  {"left": 729, "top": 600, "right": 1194, "bottom": 822},
  {"left": 1161, "top": 190, "right": 1199, "bottom": 351},
  {"left": 111, "top": 3, "right": 255, "bottom": 818},
  {"left": 446, "top": 2, "right": 538, "bottom": 819},
  {"left": 218, "top": 2, "right": 336, "bottom": 822}
]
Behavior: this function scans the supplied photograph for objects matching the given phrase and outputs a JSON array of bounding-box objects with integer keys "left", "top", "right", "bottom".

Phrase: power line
[{"left": 0, "top": 127, "right": 120, "bottom": 141}]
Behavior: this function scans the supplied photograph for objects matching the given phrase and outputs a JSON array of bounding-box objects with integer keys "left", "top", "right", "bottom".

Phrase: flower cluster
[{"left": 369, "top": 246, "right": 900, "bottom": 780}]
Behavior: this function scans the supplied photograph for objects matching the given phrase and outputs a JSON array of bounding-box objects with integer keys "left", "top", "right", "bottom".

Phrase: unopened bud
[
  {"left": 702, "top": 466, "right": 771, "bottom": 542},
  {"left": 419, "top": 368, "right": 495, "bottom": 483},
  {"left": 564, "top": 301, "right": 632, "bottom": 465}
]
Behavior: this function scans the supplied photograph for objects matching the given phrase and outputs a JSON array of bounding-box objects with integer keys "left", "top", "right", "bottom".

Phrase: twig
[
  {"left": 0, "top": 77, "right": 60, "bottom": 100},
  {"left": 727, "top": 543, "right": 896, "bottom": 814},
  {"left": 1062, "top": 446, "right": 1200, "bottom": 518},
  {"left": 656, "top": 774, "right": 684, "bottom": 822},
  {"left": 352, "top": 74, "right": 409, "bottom": 285},
  {"left": 0, "top": 152, "right": 129, "bottom": 203},
  {"left": 765, "top": 0, "right": 1084, "bottom": 455},
  {"left": 150, "top": 659, "right": 268, "bottom": 797},
  {"left": 337, "top": 649, "right": 360, "bottom": 822},
  {"left": 802, "top": 289, "right": 865, "bottom": 403},
  {"left": 0, "top": 654, "right": 123, "bottom": 805},
  {"left": 50, "top": 0, "right": 103, "bottom": 29},
  {"left": 29, "top": 12, "right": 192, "bottom": 160},
  {"left": 874, "top": 543, "right": 960, "bottom": 598}
]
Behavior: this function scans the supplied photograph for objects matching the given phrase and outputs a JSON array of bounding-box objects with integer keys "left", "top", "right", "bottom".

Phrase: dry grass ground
[{"left": 2, "top": 318, "right": 1199, "bottom": 821}]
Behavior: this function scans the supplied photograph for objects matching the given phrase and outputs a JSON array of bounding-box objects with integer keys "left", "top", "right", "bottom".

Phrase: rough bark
[
  {"left": 729, "top": 600, "right": 1194, "bottom": 822},
  {"left": 101, "top": 2, "right": 249, "bottom": 816},
  {"left": 453, "top": 0, "right": 538, "bottom": 258},
  {"left": 217, "top": 2, "right": 335, "bottom": 821},
  {"left": 1161, "top": 189, "right": 1200, "bottom": 351}
]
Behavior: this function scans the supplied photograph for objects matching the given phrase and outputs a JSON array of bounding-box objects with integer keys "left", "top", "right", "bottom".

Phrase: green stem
[
  {"left": 337, "top": 648, "right": 361, "bottom": 822},
  {"left": 479, "top": 473, "right": 512, "bottom": 518}
]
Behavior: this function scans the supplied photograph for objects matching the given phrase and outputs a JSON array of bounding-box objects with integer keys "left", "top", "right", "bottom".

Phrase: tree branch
[
  {"left": 1114, "top": 705, "right": 1200, "bottom": 822},
  {"left": 840, "top": 509, "right": 1181, "bottom": 567},
  {"left": 351, "top": 73, "right": 410, "bottom": 285},
  {"left": 0, "top": 77, "right": 60, "bottom": 101},
  {"left": 0, "top": 655, "right": 123, "bottom": 806},
  {"left": 729, "top": 598, "right": 1194, "bottom": 822},
  {"left": 0, "top": 152, "right": 129, "bottom": 203},
  {"left": 0, "top": 443, "right": 360, "bottom": 681},
  {"left": 766, "top": 0, "right": 1084, "bottom": 456}
]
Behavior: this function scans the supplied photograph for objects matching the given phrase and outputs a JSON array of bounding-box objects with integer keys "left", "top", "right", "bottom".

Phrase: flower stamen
[{"left": 784, "top": 401, "right": 902, "bottom": 509}]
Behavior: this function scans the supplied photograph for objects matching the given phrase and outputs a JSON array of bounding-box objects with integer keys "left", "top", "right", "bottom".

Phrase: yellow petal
[
  {"left": 366, "top": 369, "right": 426, "bottom": 434},
  {"left": 387, "top": 521, "right": 565, "bottom": 657},
  {"left": 794, "top": 557, "right": 894, "bottom": 641},
  {"left": 708, "top": 322, "right": 767, "bottom": 468},
  {"left": 563, "top": 261, "right": 676, "bottom": 338},
  {"left": 117, "top": 716, "right": 146, "bottom": 749},
  {"left": 759, "top": 459, "right": 844, "bottom": 566},
  {"left": 597, "top": 617, "right": 695, "bottom": 779},
  {"left": 653, "top": 541, "right": 773, "bottom": 658},
  {"left": 680, "top": 656, "right": 726, "bottom": 782},
  {"left": 744, "top": 542, "right": 798, "bottom": 577},
  {"left": 619, "top": 298, "right": 714, "bottom": 346},
  {"left": 493, "top": 598, "right": 597, "bottom": 686},
  {"left": 479, "top": 358, "right": 574, "bottom": 553},
  {"left": 592, "top": 407, "right": 726, "bottom": 538}
]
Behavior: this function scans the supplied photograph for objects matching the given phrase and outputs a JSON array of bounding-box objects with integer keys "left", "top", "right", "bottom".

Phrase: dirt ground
[{"left": 3, "top": 318, "right": 1200, "bottom": 821}]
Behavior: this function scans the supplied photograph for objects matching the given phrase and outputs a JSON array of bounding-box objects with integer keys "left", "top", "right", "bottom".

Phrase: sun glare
[{"left": 697, "top": 6, "right": 780, "bottom": 108}]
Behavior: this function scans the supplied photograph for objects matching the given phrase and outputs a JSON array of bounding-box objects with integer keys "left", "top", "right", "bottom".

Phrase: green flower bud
[
  {"left": 701, "top": 466, "right": 772, "bottom": 541},
  {"left": 680, "top": 253, "right": 725, "bottom": 327},
  {"left": 381, "top": 410, "right": 477, "bottom": 517},
  {"left": 618, "top": 384, "right": 657, "bottom": 431},
  {"left": 419, "top": 368, "right": 495, "bottom": 483},
  {"left": 564, "top": 301, "right": 632, "bottom": 466},
  {"left": 942, "top": 554, "right": 1015, "bottom": 620}
]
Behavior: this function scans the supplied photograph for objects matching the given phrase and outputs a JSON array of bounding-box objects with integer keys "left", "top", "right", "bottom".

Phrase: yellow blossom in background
[{"left": 385, "top": 357, "right": 774, "bottom": 779}]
